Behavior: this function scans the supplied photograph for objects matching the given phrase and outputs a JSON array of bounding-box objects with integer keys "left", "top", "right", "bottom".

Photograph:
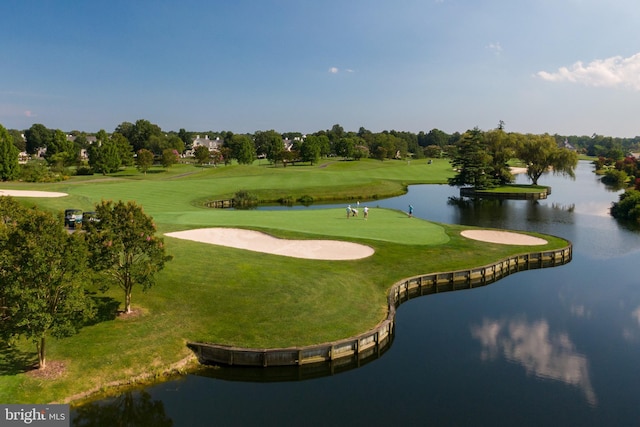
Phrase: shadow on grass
[
  {"left": 85, "top": 296, "right": 121, "bottom": 326},
  {"left": 0, "top": 346, "right": 37, "bottom": 375}
]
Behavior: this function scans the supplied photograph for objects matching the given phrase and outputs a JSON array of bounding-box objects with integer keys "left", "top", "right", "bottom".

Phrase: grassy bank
[{"left": 0, "top": 158, "right": 570, "bottom": 403}]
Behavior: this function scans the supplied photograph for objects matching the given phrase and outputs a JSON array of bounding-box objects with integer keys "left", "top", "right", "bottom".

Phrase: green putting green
[{"left": 158, "top": 207, "right": 449, "bottom": 246}]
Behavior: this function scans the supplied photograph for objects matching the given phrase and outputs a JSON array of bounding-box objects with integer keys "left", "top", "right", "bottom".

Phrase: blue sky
[{"left": 1, "top": 0, "right": 639, "bottom": 137}]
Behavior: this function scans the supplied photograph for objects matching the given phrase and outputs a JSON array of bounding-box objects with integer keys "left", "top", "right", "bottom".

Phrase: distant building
[{"left": 187, "top": 135, "right": 223, "bottom": 157}]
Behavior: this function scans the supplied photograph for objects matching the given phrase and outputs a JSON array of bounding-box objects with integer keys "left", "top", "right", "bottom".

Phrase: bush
[
  {"left": 611, "top": 190, "right": 640, "bottom": 222},
  {"left": 298, "top": 195, "right": 314, "bottom": 205},
  {"left": 18, "top": 161, "right": 66, "bottom": 183},
  {"left": 76, "top": 166, "right": 94, "bottom": 176},
  {"left": 233, "top": 190, "right": 258, "bottom": 209},
  {"left": 278, "top": 195, "right": 294, "bottom": 206},
  {"left": 601, "top": 169, "right": 628, "bottom": 186}
]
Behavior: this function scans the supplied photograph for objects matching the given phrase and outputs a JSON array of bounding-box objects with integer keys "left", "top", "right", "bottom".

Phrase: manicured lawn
[
  {"left": 0, "top": 158, "right": 570, "bottom": 404},
  {"left": 479, "top": 184, "right": 549, "bottom": 193}
]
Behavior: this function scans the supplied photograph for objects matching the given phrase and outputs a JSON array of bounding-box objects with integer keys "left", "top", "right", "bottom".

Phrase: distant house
[
  {"left": 562, "top": 138, "right": 576, "bottom": 151},
  {"left": 66, "top": 134, "right": 97, "bottom": 160},
  {"left": 186, "top": 135, "right": 223, "bottom": 157}
]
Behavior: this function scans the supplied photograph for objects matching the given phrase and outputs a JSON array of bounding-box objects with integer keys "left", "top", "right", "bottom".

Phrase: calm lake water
[{"left": 72, "top": 161, "right": 640, "bottom": 426}]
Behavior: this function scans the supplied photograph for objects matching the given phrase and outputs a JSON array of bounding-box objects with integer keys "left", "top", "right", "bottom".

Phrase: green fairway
[{"left": 0, "top": 158, "right": 571, "bottom": 404}]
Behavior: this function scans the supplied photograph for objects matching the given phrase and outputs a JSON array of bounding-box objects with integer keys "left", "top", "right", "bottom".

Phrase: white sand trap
[
  {"left": 165, "top": 228, "right": 375, "bottom": 260},
  {"left": 461, "top": 230, "right": 548, "bottom": 245},
  {"left": 0, "top": 189, "right": 68, "bottom": 198}
]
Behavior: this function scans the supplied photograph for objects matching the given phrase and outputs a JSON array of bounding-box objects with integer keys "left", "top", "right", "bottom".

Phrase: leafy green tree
[
  {"left": 161, "top": 148, "right": 179, "bottom": 168},
  {"left": 601, "top": 169, "right": 628, "bottom": 187},
  {"left": 353, "top": 144, "right": 369, "bottom": 160},
  {"left": 219, "top": 146, "right": 233, "bottom": 165},
  {"left": 116, "top": 120, "right": 163, "bottom": 152},
  {"left": 254, "top": 130, "right": 283, "bottom": 165},
  {"left": 419, "top": 128, "right": 450, "bottom": 147},
  {"left": 112, "top": 132, "right": 134, "bottom": 166},
  {"left": 24, "top": 123, "right": 52, "bottom": 155},
  {"left": 484, "top": 127, "right": 516, "bottom": 185},
  {"left": 166, "top": 135, "right": 185, "bottom": 154},
  {"left": 0, "top": 124, "right": 19, "bottom": 181},
  {"left": 88, "top": 140, "right": 122, "bottom": 175},
  {"left": 370, "top": 133, "right": 397, "bottom": 160},
  {"left": 84, "top": 200, "right": 172, "bottom": 314},
  {"left": 178, "top": 128, "right": 192, "bottom": 150},
  {"left": 515, "top": 133, "right": 578, "bottom": 185},
  {"left": 334, "top": 137, "right": 355, "bottom": 159},
  {"left": 229, "top": 134, "right": 256, "bottom": 164},
  {"left": 611, "top": 189, "right": 640, "bottom": 222},
  {"left": 8, "top": 129, "right": 25, "bottom": 152},
  {"left": 135, "top": 149, "right": 154, "bottom": 174},
  {"left": 194, "top": 145, "right": 211, "bottom": 165},
  {"left": 448, "top": 128, "right": 497, "bottom": 189},
  {"left": 0, "top": 198, "right": 94, "bottom": 369},
  {"left": 298, "top": 136, "right": 322, "bottom": 164},
  {"left": 46, "top": 129, "right": 78, "bottom": 166}
]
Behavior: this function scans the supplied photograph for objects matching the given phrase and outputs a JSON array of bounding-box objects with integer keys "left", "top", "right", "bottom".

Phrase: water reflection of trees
[
  {"left": 448, "top": 197, "right": 577, "bottom": 230},
  {"left": 470, "top": 318, "right": 597, "bottom": 406},
  {"left": 72, "top": 390, "right": 172, "bottom": 427}
]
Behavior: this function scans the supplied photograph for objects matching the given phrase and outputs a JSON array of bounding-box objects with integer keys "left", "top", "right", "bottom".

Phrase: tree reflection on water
[{"left": 72, "top": 390, "right": 172, "bottom": 427}]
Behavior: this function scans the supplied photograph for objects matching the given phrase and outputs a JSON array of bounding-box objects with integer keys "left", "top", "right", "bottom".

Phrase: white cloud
[
  {"left": 486, "top": 42, "right": 502, "bottom": 56},
  {"left": 537, "top": 52, "right": 640, "bottom": 90},
  {"left": 632, "top": 306, "right": 640, "bottom": 325},
  {"left": 471, "top": 318, "right": 597, "bottom": 406},
  {"left": 328, "top": 67, "right": 339, "bottom": 74}
]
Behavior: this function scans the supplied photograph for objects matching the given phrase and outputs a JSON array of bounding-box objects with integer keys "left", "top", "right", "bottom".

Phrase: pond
[{"left": 72, "top": 161, "right": 640, "bottom": 426}]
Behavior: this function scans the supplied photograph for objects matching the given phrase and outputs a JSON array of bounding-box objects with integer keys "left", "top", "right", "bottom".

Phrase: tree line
[{"left": 2, "top": 120, "right": 639, "bottom": 182}]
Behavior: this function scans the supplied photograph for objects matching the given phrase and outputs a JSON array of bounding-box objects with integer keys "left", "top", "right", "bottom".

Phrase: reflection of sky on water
[
  {"left": 623, "top": 306, "right": 640, "bottom": 343},
  {"left": 471, "top": 317, "right": 597, "bottom": 406}
]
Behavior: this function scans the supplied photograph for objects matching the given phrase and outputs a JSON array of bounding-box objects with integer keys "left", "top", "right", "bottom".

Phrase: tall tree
[
  {"left": 0, "top": 198, "right": 94, "bottom": 369},
  {"left": 116, "top": 120, "right": 163, "bottom": 152},
  {"left": 254, "top": 130, "right": 283, "bottom": 164},
  {"left": 448, "top": 128, "right": 497, "bottom": 189},
  {"left": 0, "top": 125, "right": 19, "bottom": 181},
  {"left": 193, "top": 145, "right": 211, "bottom": 165},
  {"left": 178, "top": 128, "right": 192, "bottom": 150},
  {"left": 298, "top": 136, "right": 322, "bottom": 164},
  {"left": 84, "top": 200, "right": 172, "bottom": 314},
  {"left": 161, "top": 148, "right": 179, "bottom": 168},
  {"left": 88, "top": 133, "right": 122, "bottom": 175},
  {"left": 228, "top": 134, "right": 256, "bottom": 164},
  {"left": 112, "top": 132, "right": 134, "bottom": 166},
  {"left": 8, "top": 129, "right": 26, "bottom": 152},
  {"left": 515, "top": 134, "right": 578, "bottom": 185},
  {"left": 135, "top": 149, "right": 154, "bottom": 174},
  {"left": 484, "top": 127, "right": 516, "bottom": 185},
  {"left": 24, "top": 123, "right": 52, "bottom": 155},
  {"left": 46, "top": 129, "right": 78, "bottom": 166}
]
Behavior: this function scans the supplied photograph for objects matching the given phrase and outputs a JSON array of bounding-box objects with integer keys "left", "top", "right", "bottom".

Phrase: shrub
[
  {"left": 18, "top": 161, "right": 66, "bottom": 183},
  {"left": 233, "top": 190, "right": 258, "bottom": 209},
  {"left": 278, "top": 195, "right": 294, "bottom": 206},
  {"left": 601, "top": 169, "right": 628, "bottom": 186},
  {"left": 298, "top": 195, "right": 314, "bottom": 205},
  {"left": 76, "top": 166, "right": 94, "bottom": 176},
  {"left": 611, "top": 189, "right": 640, "bottom": 222}
]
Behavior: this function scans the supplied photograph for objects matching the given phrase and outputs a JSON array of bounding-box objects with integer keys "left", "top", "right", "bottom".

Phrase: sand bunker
[
  {"left": 165, "top": 228, "right": 375, "bottom": 260},
  {"left": 461, "top": 230, "right": 548, "bottom": 245},
  {"left": 0, "top": 189, "right": 68, "bottom": 198}
]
